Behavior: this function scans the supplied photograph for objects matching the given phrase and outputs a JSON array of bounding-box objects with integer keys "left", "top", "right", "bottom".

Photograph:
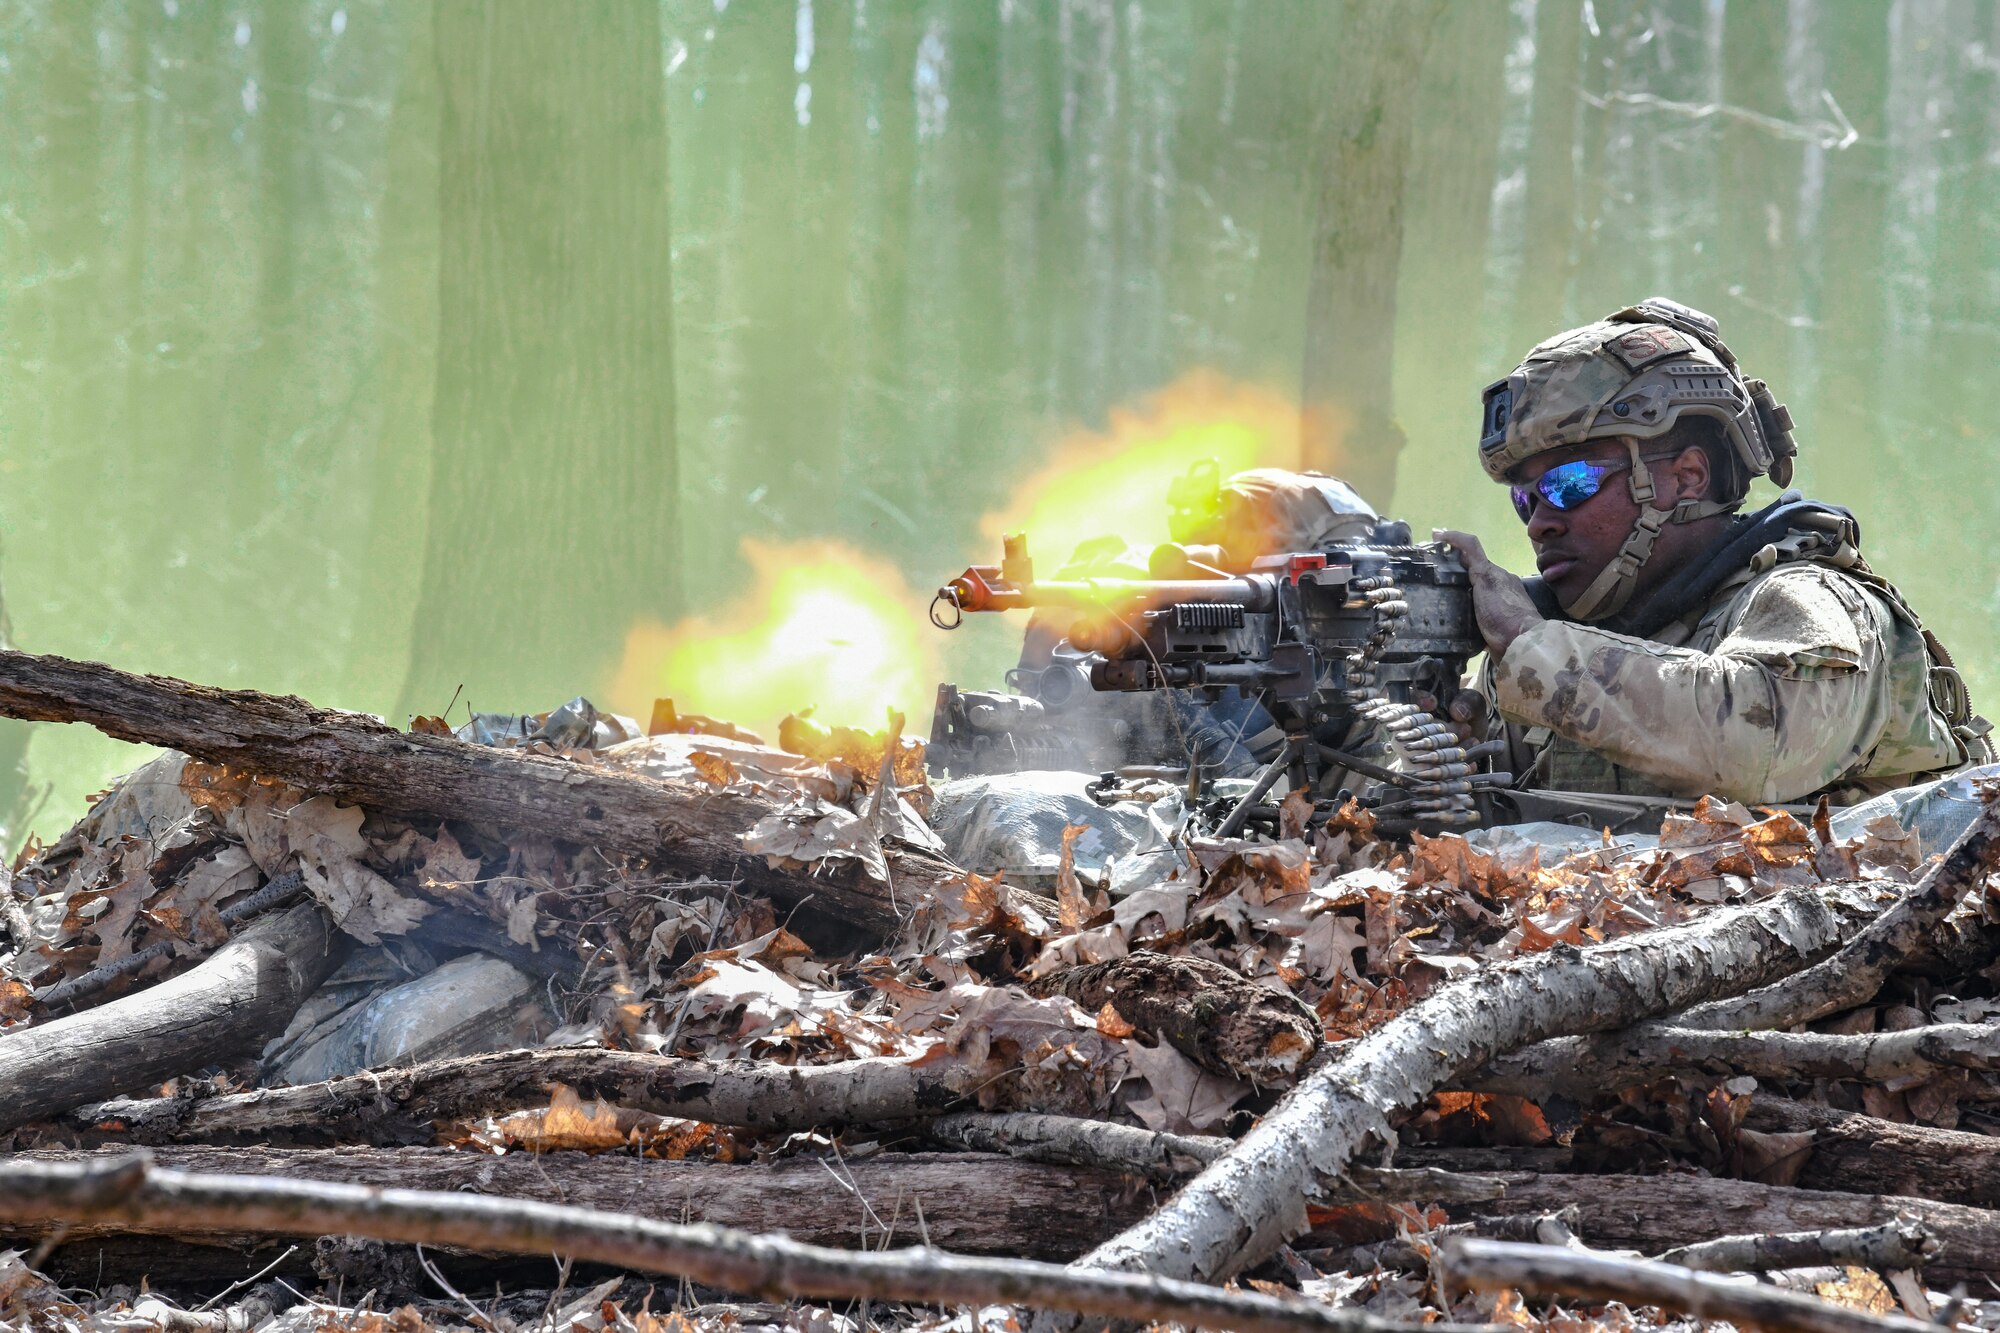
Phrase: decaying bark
[
  {"left": 1, "top": 1146, "right": 1140, "bottom": 1261},
  {"left": 1072, "top": 885, "right": 1855, "bottom": 1287},
  {"left": 1028, "top": 951, "right": 1320, "bottom": 1083},
  {"left": 1656, "top": 1219, "right": 1936, "bottom": 1275},
  {"left": 926, "top": 1112, "right": 1504, "bottom": 1202},
  {"left": 0, "top": 649, "right": 971, "bottom": 937},
  {"left": 1443, "top": 1238, "right": 1935, "bottom": 1333},
  {"left": 1448, "top": 1172, "right": 2000, "bottom": 1289},
  {"left": 77, "top": 1048, "right": 967, "bottom": 1145},
  {"left": 0, "top": 1154, "right": 1450, "bottom": 1333},
  {"left": 1478, "top": 799, "right": 2000, "bottom": 1095},
  {"left": 1468, "top": 1020, "right": 2000, "bottom": 1099},
  {"left": 0, "top": 903, "right": 340, "bottom": 1133},
  {"left": 1745, "top": 1100, "right": 2000, "bottom": 1209}
]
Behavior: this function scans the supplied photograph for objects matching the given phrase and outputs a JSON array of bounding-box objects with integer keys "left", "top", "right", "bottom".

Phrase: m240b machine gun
[{"left": 931, "top": 532, "right": 1511, "bottom": 836}]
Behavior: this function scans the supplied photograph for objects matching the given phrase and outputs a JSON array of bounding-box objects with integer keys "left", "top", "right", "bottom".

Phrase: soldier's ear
[{"left": 1667, "top": 444, "right": 1712, "bottom": 503}]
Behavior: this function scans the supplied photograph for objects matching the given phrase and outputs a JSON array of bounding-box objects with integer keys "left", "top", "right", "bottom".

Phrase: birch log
[
  {"left": 1473, "top": 796, "right": 2000, "bottom": 1096},
  {"left": 0, "top": 903, "right": 340, "bottom": 1132},
  {"left": 1443, "top": 1239, "right": 1937, "bottom": 1333},
  {"left": 1069, "top": 885, "right": 1854, "bottom": 1288}
]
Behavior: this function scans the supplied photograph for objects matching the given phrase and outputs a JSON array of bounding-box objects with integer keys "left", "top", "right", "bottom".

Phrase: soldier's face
[{"left": 1514, "top": 443, "right": 1646, "bottom": 607}]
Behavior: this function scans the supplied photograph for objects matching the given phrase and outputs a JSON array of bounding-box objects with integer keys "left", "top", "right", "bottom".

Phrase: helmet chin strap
[{"left": 1562, "top": 438, "right": 1738, "bottom": 622}]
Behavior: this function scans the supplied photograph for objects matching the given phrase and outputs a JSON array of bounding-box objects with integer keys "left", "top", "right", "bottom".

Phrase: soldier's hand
[{"left": 1432, "top": 529, "right": 1544, "bottom": 657}]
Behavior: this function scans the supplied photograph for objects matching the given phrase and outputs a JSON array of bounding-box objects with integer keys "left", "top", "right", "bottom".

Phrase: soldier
[{"left": 1436, "top": 297, "right": 1989, "bottom": 806}]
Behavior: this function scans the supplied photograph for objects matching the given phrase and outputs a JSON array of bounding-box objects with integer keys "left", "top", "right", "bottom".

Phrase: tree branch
[
  {"left": 1656, "top": 1220, "right": 1936, "bottom": 1275},
  {"left": 0, "top": 1154, "right": 1476, "bottom": 1333},
  {"left": 1467, "top": 1020, "right": 2000, "bottom": 1098},
  {"left": 1442, "top": 1238, "right": 1935, "bottom": 1333}
]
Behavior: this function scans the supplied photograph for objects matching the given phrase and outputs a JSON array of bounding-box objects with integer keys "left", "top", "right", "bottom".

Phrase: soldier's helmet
[
  {"left": 1167, "top": 460, "right": 1377, "bottom": 558},
  {"left": 1478, "top": 297, "right": 1798, "bottom": 495}
]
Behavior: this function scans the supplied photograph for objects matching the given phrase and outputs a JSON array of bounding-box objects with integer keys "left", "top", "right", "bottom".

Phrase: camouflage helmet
[
  {"left": 1478, "top": 297, "right": 1798, "bottom": 493},
  {"left": 1476, "top": 298, "right": 1800, "bottom": 622}
]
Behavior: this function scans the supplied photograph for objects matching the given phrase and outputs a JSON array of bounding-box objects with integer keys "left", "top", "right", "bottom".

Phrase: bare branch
[
  {"left": 0, "top": 1154, "right": 1476, "bottom": 1333},
  {"left": 1468, "top": 1020, "right": 2000, "bottom": 1098},
  {"left": 1657, "top": 1220, "right": 1937, "bottom": 1275},
  {"left": 1442, "top": 1238, "right": 1936, "bottom": 1333}
]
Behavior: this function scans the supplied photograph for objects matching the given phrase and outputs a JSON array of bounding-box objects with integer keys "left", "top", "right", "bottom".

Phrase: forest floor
[{"left": 3, "top": 649, "right": 2000, "bottom": 1333}]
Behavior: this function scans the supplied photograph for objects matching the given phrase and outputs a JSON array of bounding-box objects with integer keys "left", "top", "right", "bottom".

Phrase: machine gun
[{"left": 931, "top": 528, "right": 1511, "bottom": 837}]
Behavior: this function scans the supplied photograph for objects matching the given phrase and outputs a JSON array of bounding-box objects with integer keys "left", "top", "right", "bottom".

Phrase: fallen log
[
  {"left": 1446, "top": 1172, "right": 2000, "bottom": 1290},
  {"left": 1472, "top": 797, "right": 2000, "bottom": 1097},
  {"left": 1442, "top": 1238, "right": 1935, "bottom": 1333},
  {"left": 0, "top": 903, "right": 341, "bottom": 1134},
  {"left": 76, "top": 1048, "right": 968, "bottom": 1145},
  {"left": 1, "top": 1146, "right": 1141, "bottom": 1260},
  {"left": 1467, "top": 1020, "right": 2000, "bottom": 1099},
  {"left": 0, "top": 649, "right": 978, "bottom": 939},
  {"left": 925, "top": 1112, "right": 1505, "bottom": 1201},
  {"left": 1069, "top": 884, "right": 1857, "bottom": 1288},
  {"left": 1745, "top": 1099, "right": 2000, "bottom": 1209},
  {"left": 0, "top": 1153, "right": 1464, "bottom": 1333},
  {"left": 1029, "top": 951, "right": 1321, "bottom": 1083}
]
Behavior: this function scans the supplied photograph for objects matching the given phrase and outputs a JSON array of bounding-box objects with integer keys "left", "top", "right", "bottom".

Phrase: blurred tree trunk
[
  {"left": 400, "top": 1, "right": 680, "bottom": 719},
  {"left": 1508, "top": 0, "right": 1584, "bottom": 356},
  {"left": 1395, "top": 1, "right": 1509, "bottom": 465},
  {"left": 1812, "top": 3, "right": 1889, "bottom": 488},
  {"left": 351, "top": 0, "right": 439, "bottom": 712},
  {"left": 1720, "top": 0, "right": 1798, "bottom": 389},
  {"left": 1299, "top": 0, "right": 1447, "bottom": 507}
]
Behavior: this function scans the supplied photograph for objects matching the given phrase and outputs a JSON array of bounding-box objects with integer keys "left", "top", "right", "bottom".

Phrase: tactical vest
[{"left": 1518, "top": 506, "right": 1989, "bottom": 802}]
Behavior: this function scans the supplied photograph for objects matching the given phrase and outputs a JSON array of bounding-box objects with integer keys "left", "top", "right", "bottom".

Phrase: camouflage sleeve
[{"left": 1489, "top": 566, "right": 1893, "bottom": 804}]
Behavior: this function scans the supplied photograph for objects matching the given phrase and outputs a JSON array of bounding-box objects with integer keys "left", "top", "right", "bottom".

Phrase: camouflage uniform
[
  {"left": 1487, "top": 539, "right": 1970, "bottom": 805},
  {"left": 1475, "top": 298, "right": 1984, "bottom": 805}
]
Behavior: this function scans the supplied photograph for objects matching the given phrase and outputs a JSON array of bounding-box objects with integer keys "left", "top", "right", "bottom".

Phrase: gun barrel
[{"left": 942, "top": 566, "right": 1277, "bottom": 615}]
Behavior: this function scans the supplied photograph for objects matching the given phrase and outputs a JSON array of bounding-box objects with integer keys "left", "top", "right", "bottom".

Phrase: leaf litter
[{"left": 4, "top": 701, "right": 1999, "bottom": 1331}]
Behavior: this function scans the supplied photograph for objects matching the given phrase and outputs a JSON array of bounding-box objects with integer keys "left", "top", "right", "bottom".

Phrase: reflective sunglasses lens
[
  {"left": 1510, "top": 485, "right": 1537, "bottom": 522},
  {"left": 1538, "top": 460, "right": 1610, "bottom": 511}
]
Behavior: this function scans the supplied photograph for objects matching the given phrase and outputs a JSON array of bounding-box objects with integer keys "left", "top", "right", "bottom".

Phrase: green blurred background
[{"left": 1, "top": 0, "right": 1995, "bottom": 846}]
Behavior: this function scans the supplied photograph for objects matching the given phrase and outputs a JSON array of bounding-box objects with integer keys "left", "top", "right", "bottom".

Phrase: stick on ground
[
  {"left": 1442, "top": 1237, "right": 1937, "bottom": 1333},
  {"left": 0, "top": 1154, "right": 1480, "bottom": 1333},
  {"left": 1656, "top": 1219, "right": 1936, "bottom": 1275}
]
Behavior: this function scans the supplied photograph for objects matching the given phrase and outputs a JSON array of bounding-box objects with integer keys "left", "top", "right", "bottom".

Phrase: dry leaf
[
  {"left": 1814, "top": 1267, "right": 1897, "bottom": 1316},
  {"left": 1055, "top": 823, "right": 1092, "bottom": 931},
  {"left": 289, "top": 796, "right": 433, "bottom": 946},
  {"left": 688, "top": 749, "right": 740, "bottom": 788},
  {"left": 1095, "top": 1001, "right": 1135, "bottom": 1039}
]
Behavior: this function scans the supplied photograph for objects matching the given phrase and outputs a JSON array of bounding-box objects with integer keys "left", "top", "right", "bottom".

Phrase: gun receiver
[{"left": 932, "top": 531, "right": 1508, "bottom": 836}]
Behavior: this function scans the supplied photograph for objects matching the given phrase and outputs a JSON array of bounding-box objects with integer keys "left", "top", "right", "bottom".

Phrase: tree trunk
[
  {"left": 1298, "top": 0, "right": 1447, "bottom": 507},
  {"left": 0, "top": 649, "right": 986, "bottom": 940},
  {"left": 1393, "top": 1, "right": 1509, "bottom": 483},
  {"left": 1507, "top": 0, "right": 1583, "bottom": 357},
  {"left": 1718, "top": 0, "right": 1800, "bottom": 393},
  {"left": 400, "top": 0, "right": 681, "bottom": 720},
  {"left": 1811, "top": 4, "right": 1890, "bottom": 489},
  {"left": 0, "top": 903, "right": 340, "bottom": 1132}
]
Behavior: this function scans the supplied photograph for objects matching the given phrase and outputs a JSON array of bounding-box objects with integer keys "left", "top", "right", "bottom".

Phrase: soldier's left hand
[{"left": 1432, "top": 529, "right": 1544, "bottom": 657}]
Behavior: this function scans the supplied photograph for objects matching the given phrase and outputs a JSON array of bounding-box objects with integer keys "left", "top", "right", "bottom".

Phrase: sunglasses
[{"left": 1509, "top": 457, "right": 1632, "bottom": 523}]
